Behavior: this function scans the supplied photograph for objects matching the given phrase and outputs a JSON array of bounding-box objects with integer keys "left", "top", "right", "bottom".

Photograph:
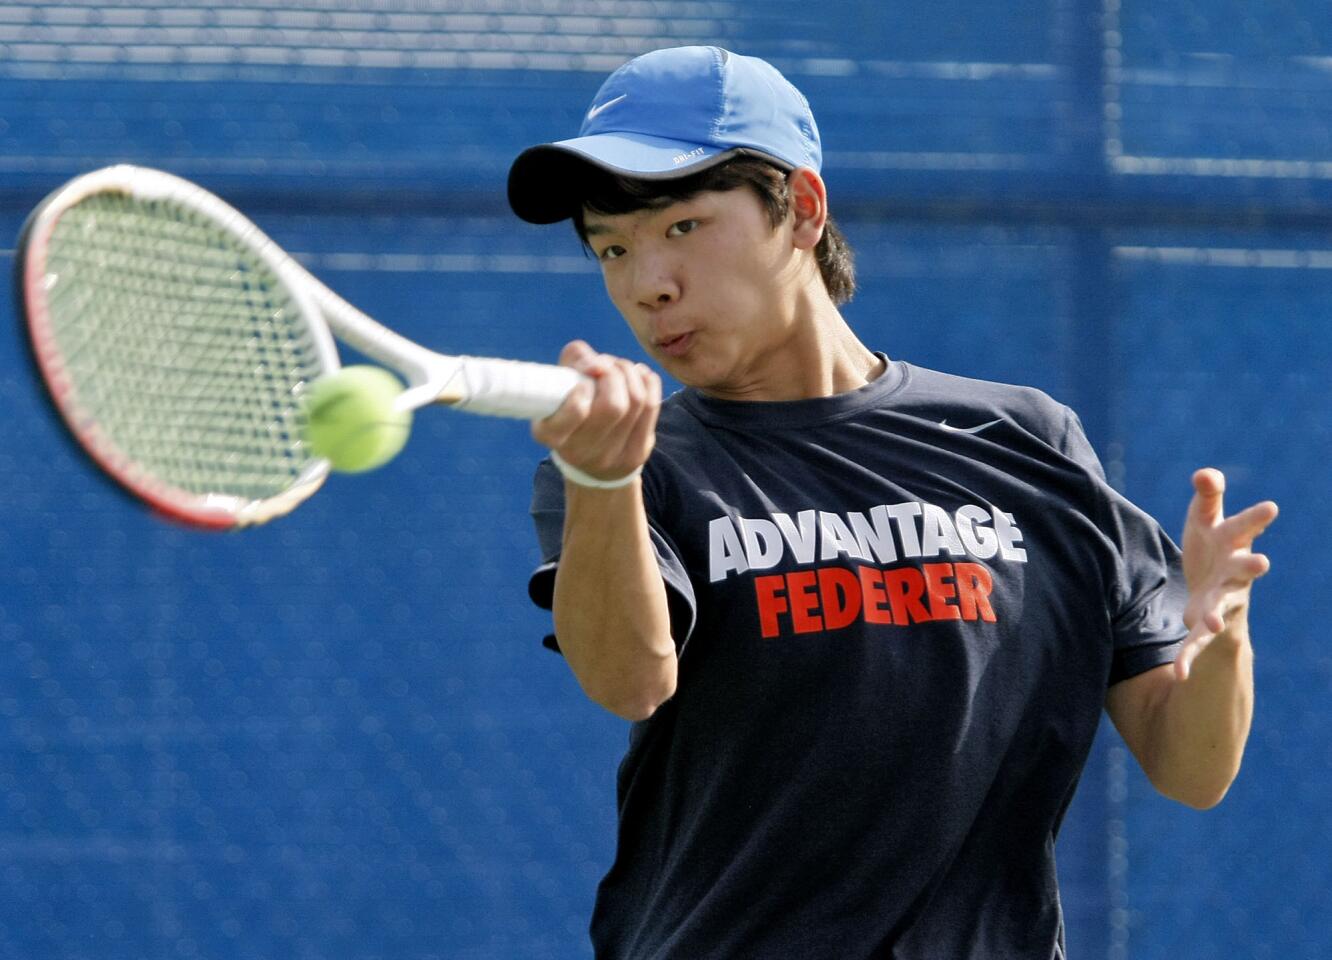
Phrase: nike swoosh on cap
[
  {"left": 939, "top": 418, "right": 1003, "bottom": 435},
  {"left": 586, "top": 94, "right": 627, "bottom": 121}
]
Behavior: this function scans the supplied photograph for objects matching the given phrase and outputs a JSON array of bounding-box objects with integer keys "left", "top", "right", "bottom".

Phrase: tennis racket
[{"left": 15, "top": 164, "right": 582, "bottom": 531}]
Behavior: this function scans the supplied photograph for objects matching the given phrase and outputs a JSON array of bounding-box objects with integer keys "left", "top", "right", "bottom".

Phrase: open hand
[{"left": 1177, "top": 468, "right": 1278, "bottom": 681}]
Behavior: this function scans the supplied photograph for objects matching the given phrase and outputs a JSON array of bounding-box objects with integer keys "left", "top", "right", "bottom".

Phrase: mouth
[{"left": 656, "top": 331, "right": 694, "bottom": 358}]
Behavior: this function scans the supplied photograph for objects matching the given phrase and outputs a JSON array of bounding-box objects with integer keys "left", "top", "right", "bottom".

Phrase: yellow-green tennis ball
[{"left": 302, "top": 366, "right": 412, "bottom": 473}]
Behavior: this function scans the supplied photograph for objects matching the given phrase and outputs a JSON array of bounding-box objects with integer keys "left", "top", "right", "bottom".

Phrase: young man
[{"left": 508, "top": 46, "right": 1277, "bottom": 959}]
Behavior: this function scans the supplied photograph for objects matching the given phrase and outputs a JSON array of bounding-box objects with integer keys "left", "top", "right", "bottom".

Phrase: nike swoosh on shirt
[
  {"left": 939, "top": 418, "right": 1003, "bottom": 435},
  {"left": 586, "top": 94, "right": 627, "bottom": 120}
]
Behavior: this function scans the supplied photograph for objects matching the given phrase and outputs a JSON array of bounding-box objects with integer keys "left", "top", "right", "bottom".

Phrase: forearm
[
  {"left": 1108, "top": 468, "right": 1274, "bottom": 810},
  {"left": 553, "top": 480, "right": 677, "bottom": 721},
  {"left": 1147, "top": 621, "right": 1254, "bottom": 808}
]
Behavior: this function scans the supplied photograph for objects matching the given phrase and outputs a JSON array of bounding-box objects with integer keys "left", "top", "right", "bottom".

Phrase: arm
[
  {"left": 532, "top": 341, "right": 677, "bottom": 721},
  {"left": 1106, "top": 468, "right": 1277, "bottom": 809}
]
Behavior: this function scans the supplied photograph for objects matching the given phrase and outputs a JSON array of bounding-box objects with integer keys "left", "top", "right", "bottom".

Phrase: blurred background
[{"left": 0, "top": 1, "right": 1327, "bottom": 958}]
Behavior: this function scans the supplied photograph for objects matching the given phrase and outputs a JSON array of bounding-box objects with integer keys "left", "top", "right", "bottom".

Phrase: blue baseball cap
[{"left": 508, "top": 46, "right": 821, "bottom": 224}]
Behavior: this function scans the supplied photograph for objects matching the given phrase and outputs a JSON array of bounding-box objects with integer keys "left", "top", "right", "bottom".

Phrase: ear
[{"left": 787, "top": 167, "right": 828, "bottom": 251}]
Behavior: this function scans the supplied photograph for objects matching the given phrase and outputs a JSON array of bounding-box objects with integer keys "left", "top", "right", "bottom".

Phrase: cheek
[
  {"left": 601, "top": 271, "right": 633, "bottom": 314},
  {"left": 703, "top": 258, "right": 770, "bottom": 315},
  {"left": 600, "top": 275, "right": 652, "bottom": 342},
  {"left": 711, "top": 236, "right": 776, "bottom": 291}
]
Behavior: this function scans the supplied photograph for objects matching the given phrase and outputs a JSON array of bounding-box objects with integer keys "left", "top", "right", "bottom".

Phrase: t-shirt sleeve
[
  {"left": 527, "top": 457, "right": 698, "bottom": 654},
  {"left": 1058, "top": 409, "right": 1188, "bottom": 685}
]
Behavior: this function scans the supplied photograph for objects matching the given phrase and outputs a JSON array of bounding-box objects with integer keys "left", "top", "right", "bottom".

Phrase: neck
[{"left": 701, "top": 290, "right": 884, "bottom": 403}]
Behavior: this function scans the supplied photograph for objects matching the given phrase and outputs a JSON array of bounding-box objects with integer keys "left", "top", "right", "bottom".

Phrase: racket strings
[{"left": 40, "top": 192, "right": 327, "bottom": 501}]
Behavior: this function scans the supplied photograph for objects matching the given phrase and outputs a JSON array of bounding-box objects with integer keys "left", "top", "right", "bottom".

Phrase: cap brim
[{"left": 508, "top": 132, "right": 773, "bottom": 224}]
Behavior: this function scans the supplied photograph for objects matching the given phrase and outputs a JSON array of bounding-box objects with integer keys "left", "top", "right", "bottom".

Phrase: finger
[
  {"left": 553, "top": 361, "right": 633, "bottom": 472},
  {"left": 1176, "top": 612, "right": 1223, "bottom": 681},
  {"left": 588, "top": 360, "right": 655, "bottom": 467},
  {"left": 616, "top": 358, "right": 646, "bottom": 410},
  {"left": 542, "top": 341, "right": 599, "bottom": 435},
  {"left": 559, "top": 340, "right": 596, "bottom": 369},
  {"left": 1177, "top": 640, "right": 1204, "bottom": 682},
  {"left": 1182, "top": 583, "right": 1220, "bottom": 681},
  {"left": 532, "top": 375, "right": 595, "bottom": 447},
  {"left": 1196, "top": 553, "right": 1269, "bottom": 594},
  {"left": 1249, "top": 551, "right": 1272, "bottom": 578},
  {"left": 1189, "top": 467, "right": 1226, "bottom": 528},
  {"left": 617, "top": 364, "right": 662, "bottom": 462},
  {"left": 1216, "top": 551, "right": 1271, "bottom": 586},
  {"left": 586, "top": 358, "right": 631, "bottom": 430},
  {"left": 1216, "top": 500, "right": 1280, "bottom": 547},
  {"left": 1176, "top": 633, "right": 1204, "bottom": 682},
  {"left": 640, "top": 363, "right": 662, "bottom": 414},
  {"left": 563, "top": 341, "right": 623, "bottom": 384},
  {"left": 1178, "top": 567, "right": 1262, "bottom": 678},
  {"left": 1185, "top": 585, "right": 1227, "bottom": 636}
]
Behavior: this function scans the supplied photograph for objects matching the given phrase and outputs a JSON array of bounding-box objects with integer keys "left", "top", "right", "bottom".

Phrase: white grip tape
[{"left": 450, "top": 358, "right": 583, "bottom": 420}]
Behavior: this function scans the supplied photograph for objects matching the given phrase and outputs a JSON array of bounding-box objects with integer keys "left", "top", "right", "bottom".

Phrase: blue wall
[{"left": 1, "top": 2, "right": 1328, "bottom": 958}]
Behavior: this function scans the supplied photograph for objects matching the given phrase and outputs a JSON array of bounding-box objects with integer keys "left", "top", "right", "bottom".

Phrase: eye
[
  {"left": 667, "top": 219, "right": 699, "bottom": 237},
  {"left": 597, "top": 244, "right": 626, "bottom": 262}
]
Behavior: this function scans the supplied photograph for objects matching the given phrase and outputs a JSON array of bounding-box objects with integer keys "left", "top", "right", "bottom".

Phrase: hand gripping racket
[{"left": 16, "top": 165, "right": 582, "bottom": 530}]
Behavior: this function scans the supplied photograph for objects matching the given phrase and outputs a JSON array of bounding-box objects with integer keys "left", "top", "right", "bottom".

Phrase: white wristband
[{"left": 550, "top": 451, "right": 642, "bottom": 490}]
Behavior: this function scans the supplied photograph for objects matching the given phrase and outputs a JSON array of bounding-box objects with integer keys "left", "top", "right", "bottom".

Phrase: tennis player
[{"left": 509, "top": 46, "right": 1277, "bottom": 959}]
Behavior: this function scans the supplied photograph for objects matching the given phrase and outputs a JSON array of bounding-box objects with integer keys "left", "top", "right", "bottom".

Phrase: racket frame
[
  {"left": 18, "top": 164, "right": 584, "bottom": 530},
  {"left": 19, "top": 166, "right": 338, "bottom": 529}
]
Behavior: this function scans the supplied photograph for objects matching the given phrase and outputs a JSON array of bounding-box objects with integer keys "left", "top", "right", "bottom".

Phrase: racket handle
[{"left": 444, "top": 357, "right": 585, "bottom": 420}]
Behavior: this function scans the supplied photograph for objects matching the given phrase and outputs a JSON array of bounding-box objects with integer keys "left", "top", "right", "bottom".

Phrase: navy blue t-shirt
[{"left": 529, "top": 359, "right": 1186, "bottom": 960}]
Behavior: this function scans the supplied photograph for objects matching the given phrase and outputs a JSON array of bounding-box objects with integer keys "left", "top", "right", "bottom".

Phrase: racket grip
[{"left": 448, "top": 358, "right": 585, "bottom": 420}]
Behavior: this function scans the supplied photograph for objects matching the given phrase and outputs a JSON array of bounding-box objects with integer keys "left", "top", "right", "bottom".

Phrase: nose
[{"left": 632, "top": 249, "right": 681, "bottom": 310}]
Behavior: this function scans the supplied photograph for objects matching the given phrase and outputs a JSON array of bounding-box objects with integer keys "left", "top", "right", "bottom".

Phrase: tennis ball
[{"left": 301, "top": 365, "right": 412, "bottom": 473}]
